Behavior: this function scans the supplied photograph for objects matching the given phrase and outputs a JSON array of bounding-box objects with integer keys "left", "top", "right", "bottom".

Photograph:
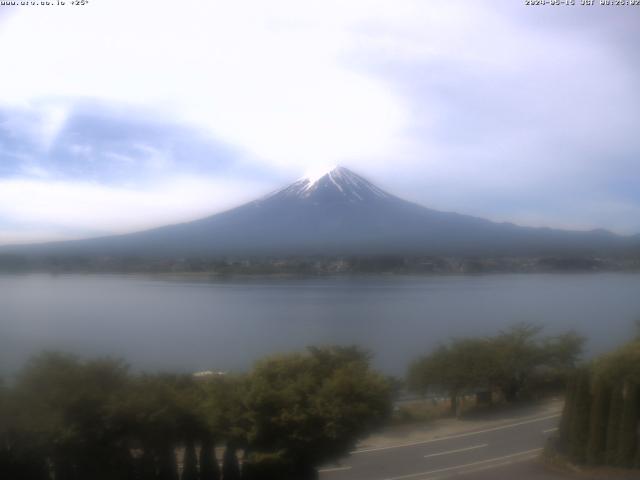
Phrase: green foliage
[
  {"left": 492, "top": 324, "right": 546, "bottom": 401},
  {"left": 594, "top": 339, "right": 640, "bottom": 468},
  {"left": 12, "top": 352, "right": 133, "bottom": 480},
  {"left": 121, "top": 373, "right": 207, "bottom": 445},
  {"left": 241, "top": 450, "right": 286, "bottom": 480},
  {"left": 0, "top": 374, "right": 50, "bottom": 480},
  {"left": 542, "top": 331, "right": 585, "bottom": 371},
  {"left": 616, "top": 382, "right": 639, "bottom": 468},
  {"left": 241, "top": 450, "right": 319, "bottom": 480},
  {"left": 182, "top": 440, "right": 198, "bottom": 480},
  {"left": 558, "top": 375, "right": 576, "bottom": 450},
  {"left": 2, "top": 345, "right": 392, "bottom": 480},
  {"left": 156, "top": 443, "right": 179, "bottom": 480},
  {"left": 586, "top": 379, "right": 610, "bottom": 465},
  {"left": 408, "top": 338, "right": 495, "bottom": 414},
  {"left": 242, "top": 346, "right": 391, "bottom": 477},
  {"left": 200, "top": 374, "right": 248, "bottom": 444},
  {"left": 199, "top": 435, "right": 220, "bottom": 480},
  {"left": 408, "top": 324, "right": 584, "bottom": 407},
  {"left": 222, "top": 443, "right": 241, "bottom": 480},
  {"left": 605, "top": 385, "right": 624, "bottom": 466},
  {"left": 568, "top": 368, "right": 591, "bottom": 464},
  {"left": 1, "top": 354, "right": 216, "bottom": 479},
  {"left": 555, "top": 339, "right": 640, "bottom": 470},
  {"left": 594, "top": 340, "right": 640, "bottom": 386}
]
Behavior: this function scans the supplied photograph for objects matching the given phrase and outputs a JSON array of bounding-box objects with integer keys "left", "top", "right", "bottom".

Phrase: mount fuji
[{"left": 4, "top": 166, "right": 635, "bottom": 257}]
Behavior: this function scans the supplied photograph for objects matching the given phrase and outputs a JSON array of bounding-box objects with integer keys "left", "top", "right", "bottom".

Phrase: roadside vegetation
[
  {"left": 0, "top": 324, "right": 613, "bottom": 479},
  {"left": 0, "top": 346, "right": 391, "bottom": 480},
  {"left": 407, "top": 324, "right": 584, "bottom": 416},
  {"left": 551, "top": 328, "right": 640, "bottom": 472}
]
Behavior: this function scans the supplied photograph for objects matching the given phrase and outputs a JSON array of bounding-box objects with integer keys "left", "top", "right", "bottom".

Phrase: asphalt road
[{"left": 319, "top": 412, "right": 561, "bottom": 480}]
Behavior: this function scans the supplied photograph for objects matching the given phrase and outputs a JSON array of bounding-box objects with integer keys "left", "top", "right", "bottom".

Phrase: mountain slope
[{"left": 3, "top": 166, "right": 636, "bottom": 257}]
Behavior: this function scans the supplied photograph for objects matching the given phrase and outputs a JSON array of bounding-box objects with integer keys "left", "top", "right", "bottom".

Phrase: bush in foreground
[{"left": 0, "top": 346, "right": 391, "bottom": 480}]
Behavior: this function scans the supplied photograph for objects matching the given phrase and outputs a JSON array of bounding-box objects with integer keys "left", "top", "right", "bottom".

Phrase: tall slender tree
[
  {"left": 558, "top": 375, "right": 576, "bottom": 451},
  {"left": 156, "top": 443, "right": 179, "bottom": 480},
  {"left": 222, "top": 443, "right": 241, "bottom": 480},
  {"left": 616, "top": 382, "right": 640, "bottom": 468},
  {"left": 605, "top": 385, "right": 624, "bottom": 466},
  {"left": 568, "top": 368, "right": 591, "bottom": 464},
  {"left": 586, "top": 379, "right": 610, "bottom": 465},
  {"left": 199, "top": 435, "right": 220, "bottom": 480},
  {"left": 182, "top": 440, "right": 199, "bottom": 480}
]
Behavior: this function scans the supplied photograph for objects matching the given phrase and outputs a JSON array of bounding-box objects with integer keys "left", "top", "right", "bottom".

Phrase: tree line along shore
[{"left": 2, "top": 253, "right": 640, "bottom": 275}]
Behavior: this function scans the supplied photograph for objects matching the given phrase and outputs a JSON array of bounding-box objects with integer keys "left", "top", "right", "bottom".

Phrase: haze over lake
[{"left": 2, "top": 273, "right": 639, "bottom": 377}]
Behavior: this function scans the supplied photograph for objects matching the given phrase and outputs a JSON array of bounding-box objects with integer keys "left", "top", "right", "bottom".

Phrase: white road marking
[
  {"left": 351, "top": 413, "right": 560, "bottom": 454},
  {"left": 383, "top": 448, "right": 543, "bottom": 480},
  {"left": 318, "top": 466, "right": 352, "bottom": 473},
  {"left": 423, "top": 443, "right": 487, "bottom": 459},
  {"left": 436, "top": 452, "right": 541, "bottom": 479},
  {"left": 543, "top": 427, "right": 558, "bottom": 434}
]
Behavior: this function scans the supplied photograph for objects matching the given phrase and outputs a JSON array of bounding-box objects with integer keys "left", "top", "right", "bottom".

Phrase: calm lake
[{"left": 1, "top": 273, "right": 639, "bottom": 376}]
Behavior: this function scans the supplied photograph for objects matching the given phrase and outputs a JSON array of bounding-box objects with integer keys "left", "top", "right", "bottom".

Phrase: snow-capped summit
[
  {"left": 266, "top": 166, "right": 390, "bottom": 203},
  {"left": 301, "top": 165, "right": 341, "bottom": 185}
]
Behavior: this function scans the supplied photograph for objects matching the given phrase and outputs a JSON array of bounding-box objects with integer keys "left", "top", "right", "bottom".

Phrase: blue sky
[{"left": 0, "top": 0, "right": 639, "bottom": 244}]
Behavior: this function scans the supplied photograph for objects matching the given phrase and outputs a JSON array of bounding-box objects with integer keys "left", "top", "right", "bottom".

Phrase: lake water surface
[{"left": 1, "top": 273, "right": 639, "bottom": 376}]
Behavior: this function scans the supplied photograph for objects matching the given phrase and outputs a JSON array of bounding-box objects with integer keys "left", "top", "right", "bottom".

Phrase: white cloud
[
  {"left": 39, "top": 104, "right": 69, "bottom": 150},
  {"left": 0, "top": 101, "right": 69, "bottom": 151},
  {"left": 68, "top": 144, "right": 93, "bottom": 157},
  {"left": 0, "top": 0, "right": 409, "bottom": 170},
  {"left": 19, "top": 164, "right": 49, "bottom": 178},
  {"left": 0, "top": 175, "right": 269, "bottom": 245},
  {"left": 133, "top": 144, "right": 172, "bottom": 171},
  {"left": 0, "top": 228, "right": 85, "bottom": 246},
  {"left": 2, "top": 1, "right": 635, "bottom": 179}
]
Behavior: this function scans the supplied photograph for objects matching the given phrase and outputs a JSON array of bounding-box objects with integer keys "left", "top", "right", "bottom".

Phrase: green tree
[
  {"left": 586, "top": 378, "right": 610, "bottom": 465},
  {"left": 408, "top": 338, "right": 494, "bottom": 415},
  {"left": 558, "top": 375, "right": 576, "bottom": 452},
  {"left": 222, "top": 443, "right": 241, "bottom": 480},
  {"left": 119, "top": 373, "right": 210, "bottom": 480},
  {"left": 594, "top": 339, "right": 640, "bottom": 468},
  {"left": 199, "top": 434, "right": 220, "bottom": 480},
  {"left": 605, "top": 385, "right": 624, "bottom": 466},
  {"left": 616, "top": 382, "right": 639, "bottom": 468},
  {"left": 241, "top": 451, "right": 291, "bottom": 480},
  {"left": 0, "top": 377, "right": 51, "bottom": 480},
  {"left": 556, "top": 338, "right": 640, "bottom": 469},
  {"left": 491, "top": 324, "right": 546, "bottom": 402},
  {"left": 182, "top": 439, "right": 199, "bottom": 480},
  {"left": 408, "top": 325, "right": 583, "bottom": 408},
  {"left": 635, "top": 428, "right": 640, "bottom": 469},
  {"left": 241, "top": 346, "right": 391, "bottom": 479},
  {"left": 0, "top": 378, "right": 10, "bottom": 473},
  {"left": 542, "top": 331, "right": 585, "bottom": 371},
  {"left": 568, "top": 368, "right": 591, "bottom": 464},
  {"left": 11, "top": 352, "right": 133, "bottom": 480},
  {"left": 200, "top": 374, "right": 248, "bottom": 447}
]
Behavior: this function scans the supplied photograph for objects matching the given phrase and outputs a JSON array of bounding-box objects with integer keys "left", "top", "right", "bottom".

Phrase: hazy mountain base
[
  {"left": 1, "top": 254, "right": 640, "bottom": 275},
  {"left": 3, "top": 167, "right": 639, "bottom": 262}
]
